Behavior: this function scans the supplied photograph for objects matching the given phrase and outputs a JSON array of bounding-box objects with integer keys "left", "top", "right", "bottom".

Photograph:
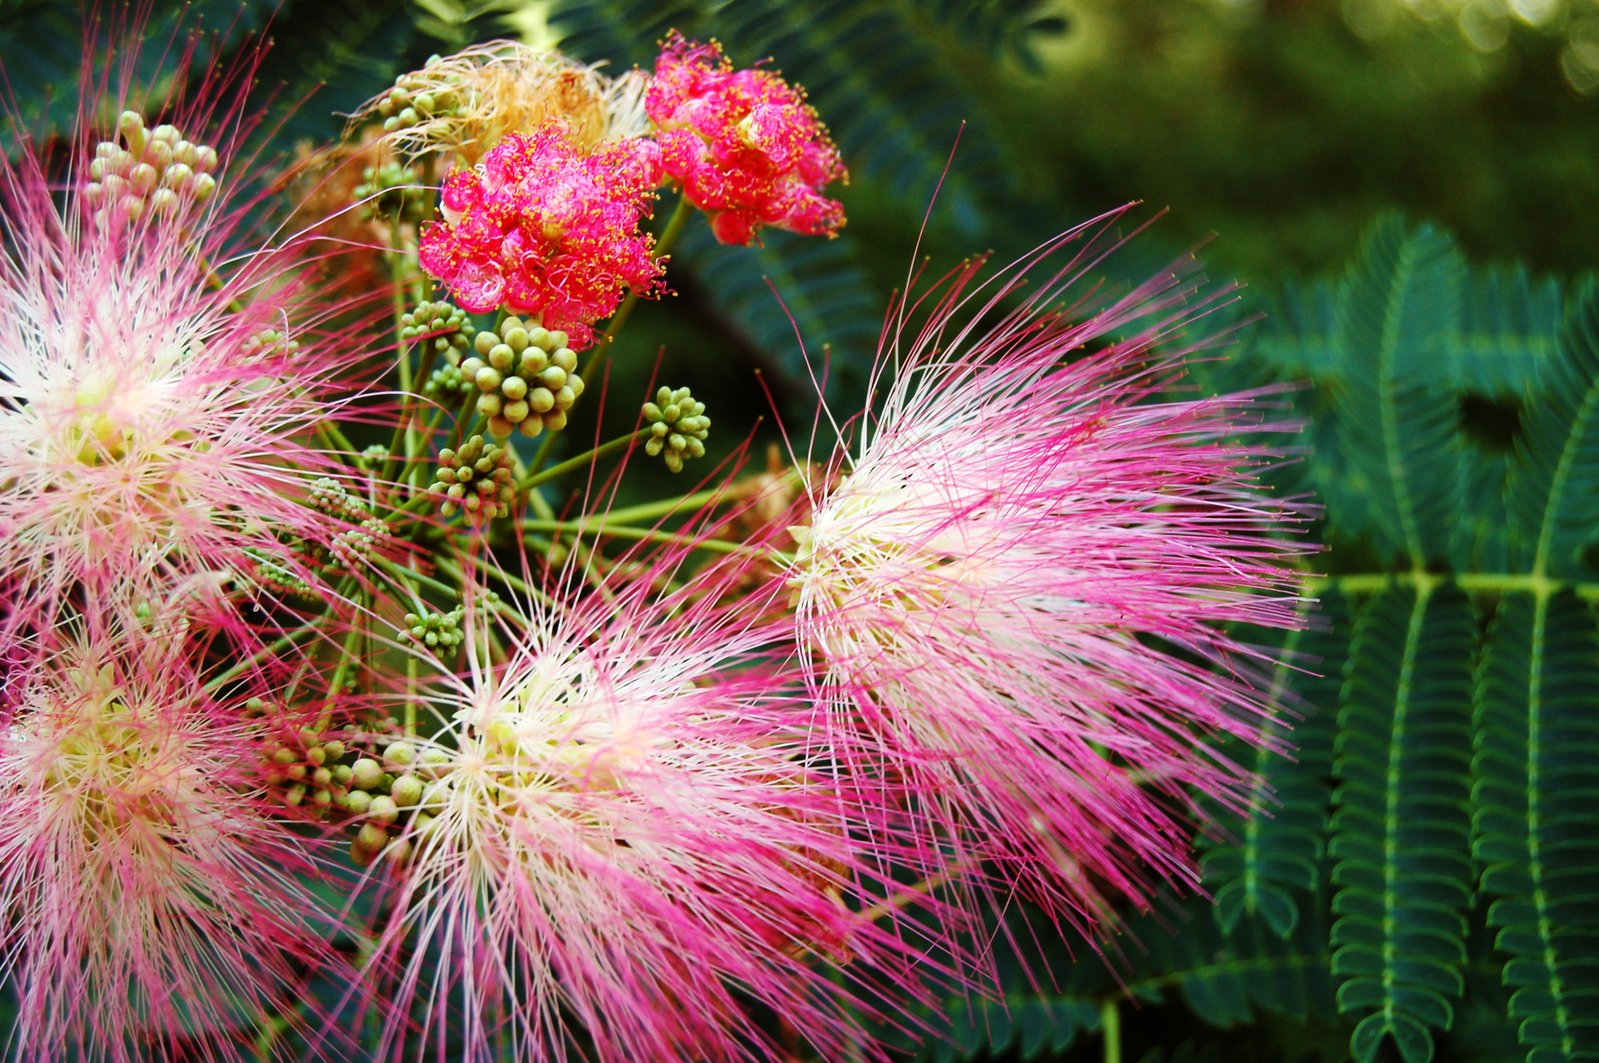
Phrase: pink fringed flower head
[
  {"left": 0, "top": 606, "right": 342, "bottom": 1061},
  {"left": 646, "top": 32, "right": 846, "bottom": 245},
  {"left": 362, "top": 550, "right": 934, "bottom": 1062},
  {"left": 418, "top": 126, "right": 665, "bottom": 350},
  {"left": 0, "top": 107, "right": 393, "bottom": 627},
  {"left": 785, "top": 211, "right": 1309, "bottom": 934}
]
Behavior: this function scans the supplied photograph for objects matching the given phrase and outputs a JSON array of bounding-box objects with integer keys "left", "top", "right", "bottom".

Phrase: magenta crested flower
[
  {"left": 785, "top": 212, "right": 1310, "bottom": 932},
  {"left": 646, "top": 32, "right": 846, "bottom": 245},
  {"left": 418, "top": 126, "right": 665, "bottom": 349},
  {"left": 364, "top": 554, "right": 933, "bottom": 1062},
  {"left": 0, "top": 110, "right": 389, "bottom": 623},
  {"left": 0, "top": 606, "right": 342, "bottom": 1061}
]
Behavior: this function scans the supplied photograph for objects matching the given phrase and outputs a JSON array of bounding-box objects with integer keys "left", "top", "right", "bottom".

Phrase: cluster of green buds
[
  {"left": 260, "top": 717, "right": 349, "bottom": 817},
  {"left": 460, "top": 316, "right": 584, "bottom": 438},
  {"left": 308, "top": 477, "right": 369, "bottom": 522},
  {"left": 240, "top": 550, "right": 321, "bottom": 607},
  {"left": 84, "top": 111, "right": 218, "bottom": 221},
  {"left": 354, "top": 158, "right": 427, "bottom": 223},
  {"left": 643, "top": 386, "right": 710, "bottom": 473},
  {"left": 424, "top": 362, "right": 471, "bottom": 402},
  {"left": 374, "top": 62, "right": 465, "bottom": 136},
  {"left": 429, "top": 434, "right": 515, "bottom": 522},
  {"left": 327, "top": 517, "right": 391, "bottom": 572},
  {"left": 344, "top": 740, "right": 454, "bottom": 868},
  {"left": 401, "top": 604, "right": 467, "bottom": 651},
  {"left": 356, "top": 444, "right": 390, "bottom": 472},
  {"left": 242, "top": 328, "right": 300, "bottom": 359},
  {"left": 400, "top": 299, "right": 472, "bottom": 360}
]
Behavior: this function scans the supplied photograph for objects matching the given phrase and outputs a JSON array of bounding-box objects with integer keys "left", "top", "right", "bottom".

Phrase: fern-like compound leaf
[
  {"left": 1503, "top": 280, "right": 1599, "bottom": 578},
  {"left": 1330, "top": 218, "right": 1466, "bottom": 566},
  {"left": 1330, "top": 583, "right": 1476, "bottom": 1063},
  {"left": 1474, "top": 590, "right": 1599, "bottom": 1063},
  {"left": 1204, "top": 592, "right": 1349, "bottom": 938}
]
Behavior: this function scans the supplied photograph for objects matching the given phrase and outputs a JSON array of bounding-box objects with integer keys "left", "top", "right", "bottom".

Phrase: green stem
[
  {"left": 316, "top": 421, "right": 359, "bottom": 461},
  {"left": 1100, "top": 998, "right": 1121, "bottom": 1063},
  {"left": 518, "top": 519, "right": 783, "bottom": 561},
  {"left": 594, "top": 467, "right": 804, "bottom": 526},
  {"left": 517, "top": 428, "right": 650, "bottom": 494},
  {"left": 376, "top": 556, "right": 460, "bottom": 599},
  {"left": 1307, "top": 569, "right": 1599, "bottom": 601},
  {"left": 320, "top": 594, "right": 368, "bottom": 732},
  {"left": 437, "top": 555, "right": 558, "bottom": 609}
]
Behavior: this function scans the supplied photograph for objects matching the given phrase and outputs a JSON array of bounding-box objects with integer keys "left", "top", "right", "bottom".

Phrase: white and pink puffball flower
[
  {"left": 785, "top": 211, "right": 1312, "bottom": 936},
  {"left": 0, "top": 608, "right": 346, "bottom": 1062},
  {"left": 0, "top": 109, "right": 391, "bottom": 627},
  {"left": 363, "top": 555, "right": 941, "bottom": 1063}
]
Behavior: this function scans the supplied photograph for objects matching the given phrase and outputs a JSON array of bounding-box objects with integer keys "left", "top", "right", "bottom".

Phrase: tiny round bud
[
  {"left": 128, "top": 162, "right": 158, "bottom": 194},
  {"left": 345, "top": 789, "right": 373, "bottom": 816},
  {"left": 370, "top": 795, "right": 400, "bottom": 825},
  {"left": 385, "top": 741, "right": 416, "bottom": 767},
  {"left": 357, "top": 822, "right": 389, "bottom": 851},
  {"left": 350, "top": 757, "right": 383, "bottom": 791},
  {"left": 390, "top": 773, "right": 425, "bottom": 807}
]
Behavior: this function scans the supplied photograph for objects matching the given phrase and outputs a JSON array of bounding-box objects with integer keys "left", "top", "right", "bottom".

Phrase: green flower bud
[
  {"left": 370, "top": 795, "right": 400, "bottom": 825},
  {"left": 390, "top": 773, "right": 425, "bottom": 808},
  {"left": 350, "top": 757, "right": 383, "bottom": 791}
]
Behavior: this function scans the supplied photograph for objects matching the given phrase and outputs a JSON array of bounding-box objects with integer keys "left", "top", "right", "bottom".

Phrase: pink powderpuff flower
[
  {"left": 417, "top": 126, "right": 665, "bottom": 350},
  {"left": 784, "top": 210, "right": 1310, "bottom": 936},
  {"left": 0, "top": 105, "right": 394, "bottom": 629},
  {"left": 360, "top": 548, "right": 941, "bottom": 1062},
  {"left": 646, "top": 32, "right": 846, "bottom": 245},
  {"left": 0, "top": 604, "right": 347, "bottom": 1062}
]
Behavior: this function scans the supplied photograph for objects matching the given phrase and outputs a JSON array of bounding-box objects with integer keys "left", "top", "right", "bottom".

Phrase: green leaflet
[
  {"left": 1503, "top": 281, "right": 1599, "bottom": 578},
  {"left": 1330, "top": 218, "right": 1467, "bottom": 566},
  {"left": 1330, "top": 582, "right": 1476, "bottom": 1063},
  {"left": 1474, "top": 591, "right": 1599, "bottom": 1062},
  {"left": 1186, "top": 216, "right": 1599, "bottom": 1063},
  {"left": 1202, "top": 591, "right": 1349, "bottom": 939}
]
